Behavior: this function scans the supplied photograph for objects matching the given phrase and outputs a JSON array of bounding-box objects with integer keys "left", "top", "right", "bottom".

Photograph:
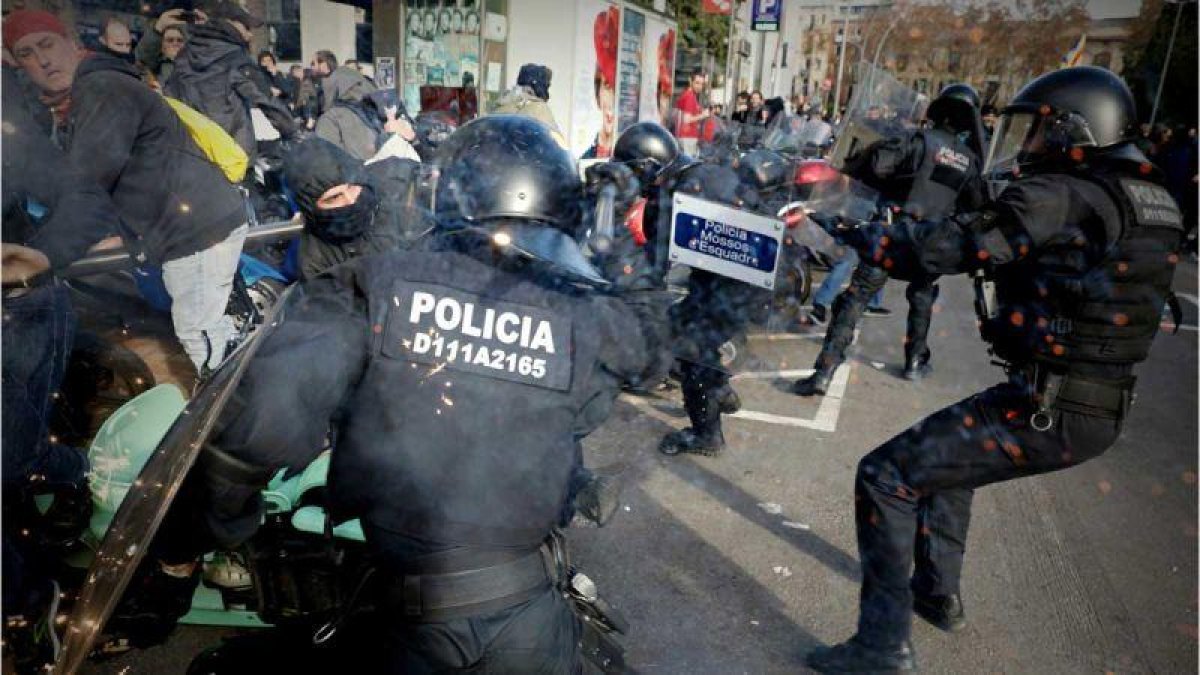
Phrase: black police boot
[
  {"left": 806, "top": 636, "right": 917, "bottom": 673},
  {"left": 659, "top": 427, "right": 726, "bottom": 456},
  {"left": 902, "top": 354, "right": 932, "bottom": 381},
  {"left": 792, "top": 365, "right": 835, "bottom": 397},
  {"left": 716, "top": 383, "right": 742, "bottom": 414},
  {"left": 913, "top": 592, "right": 967, "bottom": 632}
]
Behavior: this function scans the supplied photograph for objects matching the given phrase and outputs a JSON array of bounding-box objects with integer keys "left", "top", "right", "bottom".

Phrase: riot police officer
[
  {"left": 611, "top": 121, "right": 767, "bottom": 456},
  {"left": 805, "top": 67, "right": 1183, "bottom": 672},
  {"left": 153, "top": 116, "right": 667, "bottom": 672},
  {"left": 794, "top": 84, "right": 988, "bottom": 396}
]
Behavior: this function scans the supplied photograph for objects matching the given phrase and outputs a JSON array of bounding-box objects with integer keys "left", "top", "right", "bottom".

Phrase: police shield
[
  {"left": 55, "top": 287, "right": 297, "bottom": 674},
  {"left": 828, "top": 63, "right": 927, "bottom": 171},
  {"left": 668, "top": 193, "right": 784, "bottom": 289}
]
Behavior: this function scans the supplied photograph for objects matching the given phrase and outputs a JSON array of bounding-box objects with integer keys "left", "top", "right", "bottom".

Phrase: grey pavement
[{"left": 83, "top": 262, "right": 1199, "bottom": 674}]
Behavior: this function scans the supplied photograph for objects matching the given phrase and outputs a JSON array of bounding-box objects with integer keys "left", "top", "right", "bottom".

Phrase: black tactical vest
[
  {"left": 326, "top": 248, "right": 634, "bottom": 549},
  {"left": 894, "top": 128, "right": 977, "bottom": 221},
  {"left": 982, "top": 170, "right": 1183, "bottom": 368}
]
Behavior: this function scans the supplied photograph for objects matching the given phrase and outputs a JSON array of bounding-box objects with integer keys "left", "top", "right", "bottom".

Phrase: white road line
[
  {"left": 1176, "top": 292, "right": 1198, "bottom": 307},
  {"left": 748, "top": 333, "right": 825, "bottom": 341},
  {"left": 727, "top": 364, "right": 851, "bottom": 432}
]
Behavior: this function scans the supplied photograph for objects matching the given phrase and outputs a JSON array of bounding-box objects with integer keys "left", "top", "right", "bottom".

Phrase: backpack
[{"left": 164, "top": 96, "right": 249, "bottom": 182}]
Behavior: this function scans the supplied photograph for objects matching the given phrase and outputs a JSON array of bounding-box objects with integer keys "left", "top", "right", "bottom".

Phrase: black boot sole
[{"left": 913, "top": 600, "right": 967, "bottom": 633}]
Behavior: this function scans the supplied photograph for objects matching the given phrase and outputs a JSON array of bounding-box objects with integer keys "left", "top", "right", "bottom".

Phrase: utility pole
[
  {"left": 725, "top": 1, "right": 738, "bottom": 107},
  {"left": 832, "top": 9, "right": 849, "bottom": 116},
  {"left": 1149, "top": 0, "right": 1189, "bottom": 126}
]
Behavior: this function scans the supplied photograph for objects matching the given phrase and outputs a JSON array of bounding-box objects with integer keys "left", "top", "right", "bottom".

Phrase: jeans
[
  {"left": 1, "top": 283, "right": 87, "bottom": 487},
  {"left": 813, "top": 249, "right": 884, "bottom": 309},
  {"left": 2, "top": 283, "right": 86, "bottom": 618},
  {"left": 853, "top": 378, "right": 1122, "bottom": 648},
  {"left": 161, "top": 224, "right": 248, "bottom": 372}
]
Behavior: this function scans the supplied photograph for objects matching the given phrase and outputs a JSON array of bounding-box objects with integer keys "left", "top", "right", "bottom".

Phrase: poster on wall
[
  {"left": 639, "top": 17, "right": 676, "bottom": 129},
  {"left": 571, "top": 0, "right": 619, "bottom": 157},
  {"left": 617, "top": 8, "right": 644, "bottom": 133},
  {"left": 375, "top": 56, "right": 396, "bottom": 89}
]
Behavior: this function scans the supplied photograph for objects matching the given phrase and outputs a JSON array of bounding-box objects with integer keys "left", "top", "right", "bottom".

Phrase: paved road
[{"left": 83, "top": 262, "right": 1198, "bottom": 674}]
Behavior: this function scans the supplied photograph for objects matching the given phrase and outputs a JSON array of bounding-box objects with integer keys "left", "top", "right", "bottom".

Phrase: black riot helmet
[
  {"left": 613, "top": 121, "right": 681, "bottom": 184},
  {"left": 926, "top": 83, "right": 985, "bottom": 157},
  {"left": 432, "top": 115, "right": 605, "bottom": 285},
  {"left": 986, "top": 67, "right": 1137, "bottom": 177}
]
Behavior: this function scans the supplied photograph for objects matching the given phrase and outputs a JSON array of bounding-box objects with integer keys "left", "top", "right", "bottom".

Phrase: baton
[{"left": 590, "top": 183, "right": 618, "bottom": 255}]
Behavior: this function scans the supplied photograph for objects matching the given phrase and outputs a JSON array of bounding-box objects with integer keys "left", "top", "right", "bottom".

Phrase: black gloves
[{"left": 585, "top": 162, "right": 641, "bottom": 219}]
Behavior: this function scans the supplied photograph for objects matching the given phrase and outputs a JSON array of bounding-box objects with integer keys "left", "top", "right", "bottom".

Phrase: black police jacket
[
  {"left": 199, "top": 241, "right": 669, "bottom": 552},
  {"left": 912, "top": 152, "right": 1183, "bottom": 378},
  {"left": 846, "top": 126, "right": 986, "bottom": 222}
]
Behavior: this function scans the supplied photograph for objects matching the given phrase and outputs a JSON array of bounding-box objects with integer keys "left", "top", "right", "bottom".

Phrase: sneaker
[
  {"left": 809, "top": 303, "right": 829, "bottom": 325},
  {"left": 6, "top": 579, "right": 63, "bottom": 673},
  {"left": 864, "top": 306, "right": 892, "bottom": 318}
]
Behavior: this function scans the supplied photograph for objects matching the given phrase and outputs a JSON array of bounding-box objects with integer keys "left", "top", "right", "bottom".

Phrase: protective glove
[{"left": 584, "top": 162, "right": 641, "bottom": 219}]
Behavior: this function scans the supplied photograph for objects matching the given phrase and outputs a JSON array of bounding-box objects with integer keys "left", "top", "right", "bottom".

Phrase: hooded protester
[
  {"left": 284, "top": 138, "right": 435, "bottom": 279},
  {"left": 313, "top": 66, "right": 384, "bottom": 160},
  {"left": 491, "top": 63, "right": 566, "bottom": 147},
  {"left": 164, "top": 0, "right": 295, "bottom": 165}
]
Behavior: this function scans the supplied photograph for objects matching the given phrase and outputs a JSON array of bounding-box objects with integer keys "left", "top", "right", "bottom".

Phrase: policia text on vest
[{"left": 384, "top": 281, "right": 573, "bottom": 391}]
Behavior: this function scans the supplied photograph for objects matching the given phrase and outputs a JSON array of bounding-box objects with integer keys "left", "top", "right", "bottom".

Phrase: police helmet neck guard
[
  {"left": 986, "top": 67, "right": 1137, "bottom": 177},
  {"left": 613, "top": 121, "right": 681, "bottom": 184}
]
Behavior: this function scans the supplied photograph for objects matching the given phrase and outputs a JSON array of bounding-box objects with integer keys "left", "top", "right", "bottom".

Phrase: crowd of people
[{"left": 0, "top": 2, "right": 1194, "bottom": 674}]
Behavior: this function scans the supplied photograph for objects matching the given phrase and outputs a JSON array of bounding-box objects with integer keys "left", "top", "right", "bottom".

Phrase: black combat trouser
[
  {"left": 670, "top": 271, "right": 760, "bottom": 438},
  {"left": 368, "top": 527, "right": 583, "bottom": 674},
  {"left": 853, "top": 376, "right": 1123, "bottom": 648},
  {"left": 815, "top": 264, "right": 939, "bottom": 372}
]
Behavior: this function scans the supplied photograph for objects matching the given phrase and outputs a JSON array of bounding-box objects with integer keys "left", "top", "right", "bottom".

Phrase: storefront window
[{"left": 402, "top": 0, "right": 482, "bottom": 121}]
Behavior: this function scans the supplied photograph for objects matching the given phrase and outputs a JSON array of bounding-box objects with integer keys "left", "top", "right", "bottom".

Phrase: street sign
[
  {"left": 752, "top": 0, "right": 782, "bottom": 31},
  {"left": 669, "top": 193, "right": 783, "bottom": 289}
]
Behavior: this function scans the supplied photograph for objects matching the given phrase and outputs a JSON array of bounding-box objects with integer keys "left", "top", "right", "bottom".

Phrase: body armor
[{"left": 979, "top": 170, "right": 1183, "bottom": 369}]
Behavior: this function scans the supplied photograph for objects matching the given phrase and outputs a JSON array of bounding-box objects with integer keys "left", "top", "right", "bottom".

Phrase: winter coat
[
  {"left": 1, "top": 66, "right": 118, "bottom": 270},
  {"left": 314, "top": 67, "right": 385, "bottom": 161},
  {"left": 164, "top": 21, "right": 295, "bottom": 163},
  {"left": 490, "top": 85, "right": 567, "bottom": 148},
  {"left": 65, "top": 54, "right": 246, "bottom": 265},
  {"left": 135, "top": 26, "right": 178, "bottom": 85}
]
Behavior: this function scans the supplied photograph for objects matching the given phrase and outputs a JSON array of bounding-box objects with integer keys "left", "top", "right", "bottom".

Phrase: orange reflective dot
[
  {"left": 1039, "top": 104, "right": 1052, "bottom": 116},
  {"left": 1052, "top": 344, "right": 1066, "bottom": 356},
  {"left": 1168, "top": 253, "right": 1180, "bottom": 264},
  {"left": 1010, "top": 311, "right": 1025, "bottom": 327},
  {"left": 982, "top": 438, "right": 998, "bottom": 451},
  {"left": 963, "top": 415, "right": 975, "bottom": 428},
  {"left": 1036, "top": 317, "right": 1049, "bottom": 328},
  {"left": 882, "top": 257, "right": 895, "bottom": 269},
  {"left": 1018, "top": 244, "right": 1030, "bottom": 256},
  {"left": 1044, "top": 334, "right": 1056, "bottom": 344},
  {"left": 1005, "top": 442, "right": 1023, "bottom": 457},
  {"left": 1139, "top": 162, "right": 1153, "bottom": 175},
  {"left": 1112, "top": 313, "right": 1130, "bottom": 326},
  {"left": 1117, "top": 261, "right": 1129, "bottom": 274},
  {"left": 976, "top": 250, "right": 990, "bottom": 261},
  {"left": 1069, "top": 147, "right": 1085, "bottom": 162},
  {"left": 1005, "top": 409, "right": 1019, "bottom": 421},
  {"left": 920, "top": 526, "right": 933, "bottom": 537}
]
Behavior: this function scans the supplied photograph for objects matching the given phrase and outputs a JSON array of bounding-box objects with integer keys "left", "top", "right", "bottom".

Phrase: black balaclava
[
  {"left": 517, "top": 63, "right": 552, "bottom": 101},
  {"left": 283, "top": 138, "right": 377, "bottom": 244}
]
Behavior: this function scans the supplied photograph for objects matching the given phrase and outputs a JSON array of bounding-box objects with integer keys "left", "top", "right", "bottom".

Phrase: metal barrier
[{"left": 58, "top": 219, "right": 304, "bottom": 279}]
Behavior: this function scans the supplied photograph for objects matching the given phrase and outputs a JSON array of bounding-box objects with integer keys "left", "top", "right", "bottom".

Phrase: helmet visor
[{"left": 984, "top": 111, "right": 1040, "bottom": 178}]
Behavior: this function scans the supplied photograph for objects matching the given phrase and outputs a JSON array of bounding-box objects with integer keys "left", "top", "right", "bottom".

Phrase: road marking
[
  {"left": 748, "top": 332, "right": 825, "bottom": 341},
  {"left": 729, "top": 364, "right": 851, "bottom": 432},
  {"left": 1176, "top": 292, "right": 1198, "bottom": 307}
]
